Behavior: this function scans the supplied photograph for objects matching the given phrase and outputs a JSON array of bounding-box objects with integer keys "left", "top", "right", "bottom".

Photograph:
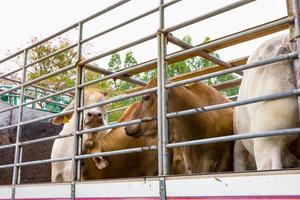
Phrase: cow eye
[{"left": 143, "top": 95, "right": 151, "bottom": 101}]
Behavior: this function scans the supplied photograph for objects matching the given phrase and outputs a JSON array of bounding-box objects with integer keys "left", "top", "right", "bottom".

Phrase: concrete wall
[{"left": 0, "top": 102, "right": 62, "bottom": 185}]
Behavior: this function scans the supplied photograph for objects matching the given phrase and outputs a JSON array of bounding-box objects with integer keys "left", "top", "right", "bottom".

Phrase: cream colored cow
[
  {"left": 51, "top": 88, "right": 108, "bottom": 182},
  {"left": 234, "top": 34, "right": 300, "bottom": 171}
]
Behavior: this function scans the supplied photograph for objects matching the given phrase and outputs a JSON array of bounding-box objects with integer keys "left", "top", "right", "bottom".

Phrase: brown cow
[
  {"left": 81, "top": 102, "right": 158, "bottom": 179},
  {"left": 125, "top": 78, "right": 234, "bottom": 174}
]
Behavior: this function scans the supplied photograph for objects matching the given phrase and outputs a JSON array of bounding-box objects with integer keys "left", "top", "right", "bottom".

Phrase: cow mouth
[
  {"left": 84, "top": 118, "right": 103, "bottom": 128},
  {"left": 125, "top": 128, "right": 142, "bottom": 138}
]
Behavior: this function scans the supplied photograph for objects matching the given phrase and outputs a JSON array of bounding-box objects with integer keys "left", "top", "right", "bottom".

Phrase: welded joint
[
  {"left": 75, "top": 59, "right": 83, "bottom": 68},
  {"left": 157, "top": 29, "right": 168, "bottom": 36}
]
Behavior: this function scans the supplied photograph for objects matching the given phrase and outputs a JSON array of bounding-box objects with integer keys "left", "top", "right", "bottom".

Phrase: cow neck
[
  {"left": 168, "top": 82, "right": 231, "bottom": 141},
  {"left": 98, "top": 127, "right": 151, "bottom": 152}
]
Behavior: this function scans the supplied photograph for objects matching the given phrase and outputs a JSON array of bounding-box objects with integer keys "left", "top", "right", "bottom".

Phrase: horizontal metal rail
[
  {"left": 4, "top": 144, "right": 158, "bottom": 168},
  {"left": 165, "top": 16, "right": 293, "bottom": 65},
  {"left": 26, "top": 44, "right": 77, "bottom": 68},
  {"left": 81, "top": 0, "right": 182, "bottom": 44},
  {"left": 0, "top": 68, "right": 22, "bottom": 79},
  {"left": 19, "top": 110, "right": 74, "bottom": 126},
  {"left": 81, "top": 8, "right": 159, "bottom": 44},
  {"left": 0, "top": 123, "right": 18, "bottom": 132},
  {"left": 19, "top": 133, "right": 74, "bottom": 146},
  {"left": 167, "top": 88, "right": 300, "bottom": 118},
  {"left": 0, "top": 163, "right": 15, "bottom": 169},
  {"left": 106, "top": 105, "right": 128, "bottom": 114},
  {"left": 17, "top": 156, "right": 72, "bottom": 167},
  {"left": 0, "top": 115, "right": 154, "bottom": 150},
  {"left": 79, "top": 0, "right": 130, "bottom": 24},
  {"left": 76, "top": 52, "right": 297, "bottom": 113},
  {"left": 76, "top": 145, "right": 157, "bottom": 160},
  {"left": 0, "top": 65, "right": 75, "bottom": 97},
  {"left": 0, "top": 87, "right": 74, "bottom": 114},
  {"left": 23, "top": 64, "right": 75, "bottom": 86},
  {"left": 79, "top": 33, "right": 157, "bottom": 65},
  {"left": 0, "top": 143, "right": 16, "bottom": 150},
  {"left": 76, "top": 116, "right": 155, "bottom": 135},
  {"left": 0, "top": 45, "right": 77, "bottom": 81},
  {"left": 79, "top": 60, "right": 156, "bottom": 88},
  {"left": 77, "top": 87, "right": 157, "bottom": 111},
  {"left": 166, "top": 127, "right": 300, "bottom": 149},
  {"left": 167, "top": 52, "right": 298, "bottom": 88},
  {"left": 0, "top": 88, "right": 156, "bottom": 134},
  {"left": 1, "top": 126, "right": 300, "bottom": 169},
  {"left": 1, "top": 77, "right": 73, "bottom": 97},
  {"left": 0, "top": 0, "right": 130, "bottom": 64},
  {"left": 167, "top": 33, "right": 243, "bottom": 75},
  {"left": 0, "top": 134, "right": 73, "bottom": 151},
  {"left": 0, "top": 89, "right": 68, "bottom": 107},
  {"left": 164, "top": 0, "right": 256, "bottom": 33},
  {"left": 84, "top": 63, "right": 147, "bottom": 86}
]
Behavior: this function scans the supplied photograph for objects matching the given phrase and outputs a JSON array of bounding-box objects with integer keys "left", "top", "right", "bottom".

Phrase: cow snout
[
  {"left": 125, "top": 125, "right": 141, "bottom": 138},
  {"left": 87, "top": 112, "right": 102, "bottom": 119},
  {"left": 84, "top": 111, "right": 104, "bottom": 127}
]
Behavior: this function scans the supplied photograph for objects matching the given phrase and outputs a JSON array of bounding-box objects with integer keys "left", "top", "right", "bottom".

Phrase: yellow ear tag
[{"left": 63, "top": 116, "right": 70, "bottom": 124}]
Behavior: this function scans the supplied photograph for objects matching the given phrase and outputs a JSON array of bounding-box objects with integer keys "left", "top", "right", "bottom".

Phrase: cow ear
[
  {"left": 92, "top": 157, "right": 109, "bottom": 170},
  {"left": 51, "top": 100, "right": 75, "bottom": 125}
]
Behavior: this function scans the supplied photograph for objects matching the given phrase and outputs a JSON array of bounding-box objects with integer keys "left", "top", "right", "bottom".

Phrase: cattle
[
  {"left": 125, "top": 78, "right": 234, "bottom": 174},
  {"left": 51, "top": 88, "right": 108, "bottom": 182},
  {"left": 81, "top": 102, "right": 158, "bottom": 180},
  {"left": 234, "top": 34, "right": 300, "bottom": 171}
]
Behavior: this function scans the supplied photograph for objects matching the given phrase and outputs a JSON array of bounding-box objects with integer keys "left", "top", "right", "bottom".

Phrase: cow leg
[
  {"left": 250, "top": 99, "right": 299, "bottom": 170},
  {"left": 234, "top": 140, "right": 252, "bottom": 171},
  {"left": 253, "top": 137, "right": 283, "bottom": 170}
]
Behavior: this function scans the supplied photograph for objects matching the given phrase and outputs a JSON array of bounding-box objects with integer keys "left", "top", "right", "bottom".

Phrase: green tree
[{"left": 27, "top": 37, "right": 77, "bottom": 91}]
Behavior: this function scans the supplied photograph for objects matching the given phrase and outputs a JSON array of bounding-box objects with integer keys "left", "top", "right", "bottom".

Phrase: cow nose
[{"left": 87, "top": 112, "right": 102, "bottom": 119}]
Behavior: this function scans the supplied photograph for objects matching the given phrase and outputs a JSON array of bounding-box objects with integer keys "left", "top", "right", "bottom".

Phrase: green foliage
[
  {"left": 27, "top": 38, "right": 77, "bottom": 91},
  {"left": 26, "top": 35, "right": 239, "bottom": 122}
]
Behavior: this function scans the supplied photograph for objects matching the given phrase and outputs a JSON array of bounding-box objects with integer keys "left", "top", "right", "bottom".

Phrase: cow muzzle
[
  {"left": 125, "top": 124, "right": 142, "bottom": 138},
  {"left": 84, "top": 111, "right": 105, "bottom": 127}
]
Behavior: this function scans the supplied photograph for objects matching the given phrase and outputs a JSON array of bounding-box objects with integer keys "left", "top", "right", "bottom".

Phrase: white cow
[
  {"left": 51, "top": 88, "right": 109, "bottom": 182},
  {"left": 234, "top": 34, "right": 300, "bottom": 171}
]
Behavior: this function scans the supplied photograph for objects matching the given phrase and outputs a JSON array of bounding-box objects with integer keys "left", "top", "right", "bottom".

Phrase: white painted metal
[
  {"left": 76, "top": 178, "right": 159, "bottom": 198},
  {"left": 1, "top": 172, "right": 299, "bottom": 199},
  {"left": 14, "top": 183, "right": 71, "bottom": 199},
  {"left": 0, "top": 186, "right": 11, "bottom": 199}
]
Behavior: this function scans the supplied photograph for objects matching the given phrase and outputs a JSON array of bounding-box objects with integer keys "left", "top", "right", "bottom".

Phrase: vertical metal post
[
  {"left": 71, "top": 22, "right": 84, "bottom": 199},
  {"left": 288, "top": 0, "right": 300, "bottom": 122},
  {"left": 157, "top": 0, "right": 170, "bottom": 177},
  {"left": 17, "top": 146, "right": 23, "bottom": 184},
  {"left": 11, "top": 49, "right": 27, "bottom": 200}
]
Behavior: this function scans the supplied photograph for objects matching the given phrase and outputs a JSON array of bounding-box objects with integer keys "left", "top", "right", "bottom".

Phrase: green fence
[{"left": 0, "top": 85, "right": 71, "bottom": 113}]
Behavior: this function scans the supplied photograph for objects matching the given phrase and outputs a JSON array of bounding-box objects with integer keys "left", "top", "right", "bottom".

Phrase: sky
[{"left": 0, "top": 0, "right": 288, "bottom": 74}]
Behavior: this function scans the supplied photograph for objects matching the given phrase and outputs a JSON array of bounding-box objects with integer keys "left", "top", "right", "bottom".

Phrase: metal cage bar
[
  {"left": 11, "top": 49, "right": 27, "bottom": 199},
  {"left": 157, "top": 0, "right": 170, "bottom": 176}
]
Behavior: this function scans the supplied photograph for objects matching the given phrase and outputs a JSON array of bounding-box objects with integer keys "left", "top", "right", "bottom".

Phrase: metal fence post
[
  {"left": 11, "top": 49, "right": 27, "bottom": 200},
  {"left": 157, "top": 0, "right": 170, "bottom": 177},
  {"left": 71, "top": 22, "right": 84, "bottom": 199},
  {"left": 287, "top": 0, "right": 300, "bottom": 122}
]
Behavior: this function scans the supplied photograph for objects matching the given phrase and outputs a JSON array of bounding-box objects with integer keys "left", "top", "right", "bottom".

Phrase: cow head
[
  {"left": 82, "top": 136, "right": 109, "bottom": 171},
  {"left": 82, "top": 102, "right": 141, "bottom": 172},
  {"left": 51, "top": 88, "right": 108, "bottom": 129},
  {"left": 125, "top": 78, "right": 159, "bottom": 138}
]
